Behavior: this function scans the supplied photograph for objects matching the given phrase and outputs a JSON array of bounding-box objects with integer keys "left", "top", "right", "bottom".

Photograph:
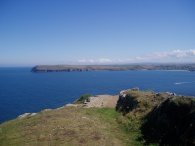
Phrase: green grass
[
  {"left": 1, "top": 90, "right": 175, "bottom": 146},
  {"left": 0, "top": 107, "right": 145, "bottom": 146},
  {"left": 74, "top": 94, "right": 93, "bottom": 104}
]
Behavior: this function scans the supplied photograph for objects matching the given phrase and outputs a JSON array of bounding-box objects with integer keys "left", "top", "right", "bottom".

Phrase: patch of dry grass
[
  {"left": 0, "top": 107, "right": 139, "bottom": 146},
  {"left": 1, "top": 90, "right": 172, "bottom": 146}
]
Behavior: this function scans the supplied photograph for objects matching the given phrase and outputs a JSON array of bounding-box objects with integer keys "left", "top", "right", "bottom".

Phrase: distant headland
[{"left": 31, "top": 64, "right": 195, "bottom": 72}]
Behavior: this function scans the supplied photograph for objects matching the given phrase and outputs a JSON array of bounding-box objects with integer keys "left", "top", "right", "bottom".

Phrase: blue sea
[{"left": 0, "top": 68, "right": 195, "bottom": 123}]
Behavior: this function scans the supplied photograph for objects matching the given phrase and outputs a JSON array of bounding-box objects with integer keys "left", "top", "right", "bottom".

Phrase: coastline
[
  {"left": 11, "top": 90, "right": 195, "bottom": 123},
  {"left": 1, "top": 89, "right": 195, "bottom": 145},
  {"left": 31, "top": 64, "right": 195, "bottom": 72}
]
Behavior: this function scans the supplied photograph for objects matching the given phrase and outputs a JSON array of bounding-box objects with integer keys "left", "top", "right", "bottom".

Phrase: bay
[{"left": 0, "top": 67, "right": 195, "bottom": 123}]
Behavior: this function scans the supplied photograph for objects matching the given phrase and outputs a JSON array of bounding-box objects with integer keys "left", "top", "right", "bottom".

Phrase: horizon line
[{"left": 1, "top": 62, "right": 195, "bottom": 67}]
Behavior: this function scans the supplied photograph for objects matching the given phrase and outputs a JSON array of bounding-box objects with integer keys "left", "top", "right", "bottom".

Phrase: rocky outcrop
[
  {"left": 141, "top": 97, "right": 195, "bottom": 146},
  {"left": 84, "top": 95, "right": 118, "bottom": 108},
  {"left": 116, "top": 89, "right": 139, "bottom": 113},
  {"left": 18, "top": 113, "right": 37, "bottom": 119},
  {"left": 115, "top": 89, "right": 195, "bottom": 145}
]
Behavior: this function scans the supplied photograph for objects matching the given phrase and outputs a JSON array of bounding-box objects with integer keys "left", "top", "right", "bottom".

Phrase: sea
[{"left": 0, "top": 67, "right": 195, "bottom": 123}]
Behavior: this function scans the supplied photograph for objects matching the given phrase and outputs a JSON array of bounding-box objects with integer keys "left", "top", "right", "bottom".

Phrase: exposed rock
[
  {"left": 18, "top": 113, "right": 31, "bottom": 119},
  {"left": 84, "top": 95, "right": 118, "bottom": 108},
  {"left": 42, "top": 109, "right": 52, "bottom": 112},
  {"left": 30, "top": 113, "right": 37, "bottom": 116},
  {"left": 55, "top": 106, "right": 66, "bottom": 110},
  {"left": 18, "top": 112, "right": 37, "bottom": 119},
  {"left": 65, "top": 104, "right": 78, "bottom": 107},
  {"left": 141, "top": 97, "right": 195, "bottom": 146},
  {"left": 115, "top": 88, "right": 195, "bottom": 145},
  {"left": 166, "top": 92, "right": 177, "bottom": 96}
]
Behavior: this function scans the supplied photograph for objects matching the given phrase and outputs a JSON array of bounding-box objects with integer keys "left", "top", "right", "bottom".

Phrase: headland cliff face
[
  {"left": 31, "top": 64, "right": 195, "bottom": 72},
  {"left": 116, "top": 89, "right": 195, "bottom": 146}
]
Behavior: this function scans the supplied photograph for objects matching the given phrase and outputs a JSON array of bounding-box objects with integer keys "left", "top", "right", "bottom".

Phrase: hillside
[
  {"left": 0, "top": 107, "right": 139, "bottom": 146},
  {"left": 116, "top": 89, "right": 195, "bottom": 145},
  {"left": 0, "top": 89, "right": 195, "bottom": 146},
  {"left": 31, "top": 64, "right": 195, "bottom": 72}
]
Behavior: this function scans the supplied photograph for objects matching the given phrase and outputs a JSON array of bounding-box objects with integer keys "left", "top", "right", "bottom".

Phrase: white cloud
[
  {"left": 98, "top": 58, "right": 112, "bottom": 63},
  {"left": 169, "top": 49, "right": 195, "bottom": 58},
  {"left": 78, "top": 59, "right": 87, "bottom": 63},
  {"left": 135, "top": 49, "right": 195, "bottom": 61},
  {"left": 153, "top": 49, "right": 195, "bottom": 58},
  {"left": 77, "top": 49, "right": 195, "bottom": 64},
  {"left": 78, "top": 58, "right": 112, "bottom": 64}
]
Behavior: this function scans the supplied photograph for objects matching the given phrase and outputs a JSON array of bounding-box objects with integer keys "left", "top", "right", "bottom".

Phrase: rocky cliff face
[
  {"left": 116, "top": 89, "right": 195, "bottom": 145},
  {"left": 31, "top": 64, "right": 195, "bottom": 72},
  {"left": 141, "top": 97, "right": 195, "bottom": 146}
]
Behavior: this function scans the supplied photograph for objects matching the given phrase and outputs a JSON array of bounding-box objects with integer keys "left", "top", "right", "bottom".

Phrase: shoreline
[
  {"left": 31, "top": 64, "right": 195, "bottom": 72},
  {"left": 1, "top": 89, "right": 195, "bottom": 145},
  {"left": 4, "top": 89, "right": 194, "bottom": 124}
]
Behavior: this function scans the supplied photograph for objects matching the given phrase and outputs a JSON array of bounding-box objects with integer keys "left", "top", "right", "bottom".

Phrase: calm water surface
[{"left": 0, "top": 68, "right": 195, "bottom": 123}]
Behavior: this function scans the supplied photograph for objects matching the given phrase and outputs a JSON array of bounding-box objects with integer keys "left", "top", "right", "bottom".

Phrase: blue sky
[{"left": 0, "top": 0, "right": 195, "bottom": 66}]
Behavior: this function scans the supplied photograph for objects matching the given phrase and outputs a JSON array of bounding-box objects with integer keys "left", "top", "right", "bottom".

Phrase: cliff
[
  {"left": 116, "top": 89, "right": 195, "bottom": 146},
  {"left": 0, "top": 89, "right": 195, "bottom": 146},
  {"left": 31, "top": 64, "right": 195, "bottom": 72}
]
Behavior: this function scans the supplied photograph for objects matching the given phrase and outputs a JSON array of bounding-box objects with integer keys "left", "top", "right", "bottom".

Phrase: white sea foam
[{"left": 175, "top": 81, "right": 195, "bottom": 85}]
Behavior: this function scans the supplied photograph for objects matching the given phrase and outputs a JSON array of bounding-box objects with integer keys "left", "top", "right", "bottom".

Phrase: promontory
[{"left": 31, "top": 64, "right": 195, "bottom": 72}]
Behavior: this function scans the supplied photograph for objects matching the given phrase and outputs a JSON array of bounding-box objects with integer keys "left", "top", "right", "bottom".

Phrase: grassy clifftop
[
  {"left": 116, "top": 90, "right": 195, "bottom": 146},
  {"left": 0, "top": 107, "right": 140, "bottom": 146},
  {"left": 0, "top": 90, "right": 195, "bottom": 146}
]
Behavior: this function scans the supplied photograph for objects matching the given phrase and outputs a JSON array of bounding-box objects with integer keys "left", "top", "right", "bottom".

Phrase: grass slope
[
  {"left": 1, "top": 90, "right": 194, "bottom": 146},
  {"left": 0, "top": 107, "right": 143, "bottom": 146}
]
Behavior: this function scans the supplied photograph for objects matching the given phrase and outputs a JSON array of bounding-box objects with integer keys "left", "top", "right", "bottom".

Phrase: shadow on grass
[{"left": 141, "top": 98, "right": 195, "bottom": 146}]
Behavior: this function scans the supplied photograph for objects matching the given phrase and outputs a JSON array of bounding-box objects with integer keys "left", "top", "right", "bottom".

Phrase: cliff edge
[{"left": 0, "top": 89, "right": 194, "bottom": 146}]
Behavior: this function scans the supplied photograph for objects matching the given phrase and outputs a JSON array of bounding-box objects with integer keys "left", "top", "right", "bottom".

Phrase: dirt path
[{"left": 85, "top": 95, "right": 119, "bottom": 108}]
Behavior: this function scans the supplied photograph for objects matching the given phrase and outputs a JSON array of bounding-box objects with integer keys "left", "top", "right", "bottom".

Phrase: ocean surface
[{"left": 0, "top": 68, "right": 195, "bottom": 123}]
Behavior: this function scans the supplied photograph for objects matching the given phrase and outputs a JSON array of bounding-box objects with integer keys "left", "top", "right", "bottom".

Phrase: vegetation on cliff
[
  {"left": 0, "top": 107, "right": 140, "bottom": 146},
  {"left": 31, "top": 64, "right": 195, "bottom": 72},
  {"left": 116, "top": 90, "right": 195, "bottom": 146},
  {"left": 74, "top": 94, "right": 93, "bottom": 104},
  {"left": 0, "top": 90, "right": 194, "bottom": 146},
  {"left": 141, "top": 97, "right": 195, "bottom": 145}
]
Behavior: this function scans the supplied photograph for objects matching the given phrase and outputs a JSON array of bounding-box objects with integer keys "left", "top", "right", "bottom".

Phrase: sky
[{"left": 0, "top": 0, "right": 195, "bottom": 66}]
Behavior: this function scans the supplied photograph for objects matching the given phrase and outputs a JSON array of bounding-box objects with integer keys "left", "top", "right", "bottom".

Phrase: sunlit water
[{"left": 0, "top": 68, "right": 195, "bottom": 123}]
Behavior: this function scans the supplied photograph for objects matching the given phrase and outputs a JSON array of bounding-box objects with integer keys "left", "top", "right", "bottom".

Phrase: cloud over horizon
[
  {"left": 78, "top": 58, "right": 112, "bottom": 64},
  {"left": 77, "top": 49, "right": 195, "bottom": 64},
  {"left": 135, "top": 49, "right": 195, "bottom": 61}
]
